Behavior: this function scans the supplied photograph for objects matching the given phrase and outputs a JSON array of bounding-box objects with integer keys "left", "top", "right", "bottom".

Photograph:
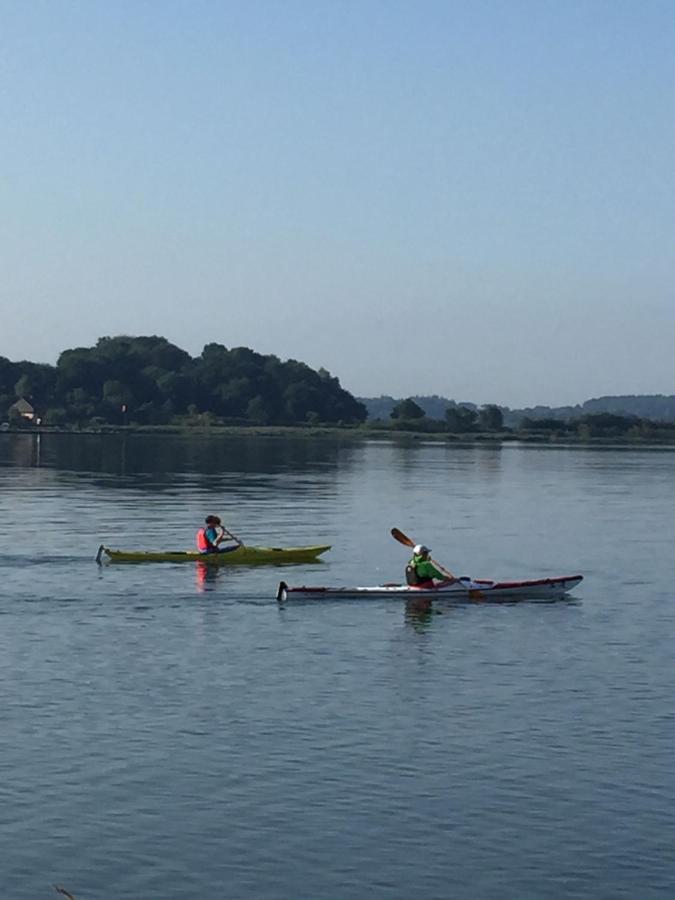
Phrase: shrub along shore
[{"left": 5, "top": 416, "right": 675, "bottom": 444}]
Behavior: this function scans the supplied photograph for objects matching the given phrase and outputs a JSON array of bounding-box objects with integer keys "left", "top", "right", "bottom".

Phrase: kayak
[
  {"left": 277, "top": 574, "right": 583, "bottom": 602},
  {"left": 97, "top": 544, "right": 331, "bottom": 565}
]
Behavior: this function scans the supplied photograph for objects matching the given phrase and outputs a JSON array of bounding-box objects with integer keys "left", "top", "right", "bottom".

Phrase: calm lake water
[{"left": 1, "top": 432, "right": 674, "bottom": 899}]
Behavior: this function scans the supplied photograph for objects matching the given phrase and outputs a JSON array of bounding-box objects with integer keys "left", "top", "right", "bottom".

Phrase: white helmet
[{"left": 413, "top": 544, "right": 430, "bottom": 555}]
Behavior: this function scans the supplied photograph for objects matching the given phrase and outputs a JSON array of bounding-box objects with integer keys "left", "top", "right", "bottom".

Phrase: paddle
[
  {"left": 218, "top": 525, "right": 244, "bottom": 546},
  {"left": 390, "top": 527, "right": 457, "bottom": 581}
]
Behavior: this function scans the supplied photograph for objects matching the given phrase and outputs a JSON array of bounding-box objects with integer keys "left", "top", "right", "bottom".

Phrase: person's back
[{"left": 196, "top": 515, "right": 222, "bottom": 553}]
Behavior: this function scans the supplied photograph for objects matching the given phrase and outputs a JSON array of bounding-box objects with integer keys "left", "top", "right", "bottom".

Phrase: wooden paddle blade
[{"left": 391, "top": 527, "right": 415, "bottom": 547}]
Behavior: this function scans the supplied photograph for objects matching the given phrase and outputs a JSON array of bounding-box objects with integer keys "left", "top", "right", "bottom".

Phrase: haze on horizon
[{"left": 2, "top": 1, "right": 674, "bottom": 409}]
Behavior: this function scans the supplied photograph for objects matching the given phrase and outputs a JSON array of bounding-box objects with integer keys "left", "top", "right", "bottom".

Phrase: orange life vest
[{"left": 196, "top": 528, "right": 210, "bottom": 551}]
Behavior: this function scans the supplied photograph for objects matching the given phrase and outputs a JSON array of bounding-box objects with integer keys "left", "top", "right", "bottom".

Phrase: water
[{"left": 1, "top": 432, "right": 674, "bottom": 899}]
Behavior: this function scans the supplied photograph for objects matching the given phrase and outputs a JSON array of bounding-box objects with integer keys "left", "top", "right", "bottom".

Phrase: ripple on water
[{"left": 1, "top": 436, "right": 675, "bottom": 898}]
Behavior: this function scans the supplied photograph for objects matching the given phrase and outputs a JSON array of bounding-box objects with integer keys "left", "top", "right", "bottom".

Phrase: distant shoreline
[{"left": 4, "top": 423, "right": 675, "bottom": 446}]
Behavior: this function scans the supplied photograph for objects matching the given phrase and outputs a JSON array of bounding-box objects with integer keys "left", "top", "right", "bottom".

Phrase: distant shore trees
[
  {"left": 0, "top": 335, "right": 367, "bottom": 427},
  {"left": 391, "top": 398, "right": 425, "bottom": 420},
  {"left": 360, "top": 393, "right": 675, "bottom": 427},
  {"left": 3, "top": 338, "right": 675, "bottom": 440},
  {"left": 444, "top": 405, "right": 478, "bottom": 432}
]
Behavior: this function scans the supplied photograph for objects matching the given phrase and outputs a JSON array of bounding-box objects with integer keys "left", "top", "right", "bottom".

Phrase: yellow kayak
[{"left": 96, "top": 544, "right": 331, "bottom": 565}]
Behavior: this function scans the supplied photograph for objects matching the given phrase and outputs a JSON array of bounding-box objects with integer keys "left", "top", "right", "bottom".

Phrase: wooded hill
[
  {"left": 359, "top": 394, "right": 675, "bottom": 426},
  {"left": 1, "top": 336, "right": 367, "bottom": 427}
]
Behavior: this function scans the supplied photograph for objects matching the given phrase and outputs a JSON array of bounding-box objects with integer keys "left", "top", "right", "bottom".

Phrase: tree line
[
  {"left": 387, "top": 398, "right": 504, "bottom": 432},
  {"left": 360, "top": 393, "right": 675, "bottom": 426},
  {"left": 381, "top": 399, "right": 675, "bottom": 439},
  {"left": 1, "top": 335, "right": 367, "bottom": 427},
  {"left": 519, "top": 412, "right": 675, "bottom": 439}
]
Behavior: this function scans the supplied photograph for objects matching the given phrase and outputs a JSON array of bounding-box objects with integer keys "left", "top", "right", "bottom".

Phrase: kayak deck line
[
  {"left": 97, "top": 544, "right": 331, "bottom": 566},
  {"left": 277, "top": 574, "right": 583, "bottom": 602}
]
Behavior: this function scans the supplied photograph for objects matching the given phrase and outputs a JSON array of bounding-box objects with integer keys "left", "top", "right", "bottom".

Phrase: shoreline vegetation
[
  {"left": 5, "top": 420, "right": 675, "bottom": 445},
  {"left": 3, "top": 334, "right": 675, "bottom": 445}
]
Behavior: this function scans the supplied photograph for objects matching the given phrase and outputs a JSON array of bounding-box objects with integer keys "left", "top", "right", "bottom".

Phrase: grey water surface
[{"left": 1, "top": 432, "right": 674, "bottom": 899}]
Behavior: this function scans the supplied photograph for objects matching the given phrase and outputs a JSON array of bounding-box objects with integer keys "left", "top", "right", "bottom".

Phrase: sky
[{"left": 1, "top": 0, "right": 674, "bottom": 408}]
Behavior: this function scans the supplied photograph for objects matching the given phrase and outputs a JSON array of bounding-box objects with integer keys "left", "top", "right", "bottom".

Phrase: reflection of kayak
[
  {"left": 277, "top": 574, "right": 583, "bottom": 602},
  {"left": 97, "top": 544, "right": 331, "bottom": 565}
]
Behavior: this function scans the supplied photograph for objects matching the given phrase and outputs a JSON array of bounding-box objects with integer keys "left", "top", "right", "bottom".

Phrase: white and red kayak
[{"left": 276, "top": 574, "right": 583, "bottom": 603}]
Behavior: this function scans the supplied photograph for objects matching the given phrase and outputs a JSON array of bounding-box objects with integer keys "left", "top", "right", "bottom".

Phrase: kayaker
[
  {"left": 406, "top": 544, "right": 454, "bottom": 588},
  {"left": 196, "top": 516, "right": 241, "bottom": 554}
]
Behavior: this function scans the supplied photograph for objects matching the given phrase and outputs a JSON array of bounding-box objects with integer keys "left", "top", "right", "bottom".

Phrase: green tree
[
  {"left": 246, "top": 395, "right": 273, "bottom": 424},
  {"left": 574, "top": 412, "right": 637, "bottom": 437},
  {"left": 478, "top": 404, "right": 504, "bottom": 431},
  {"left": 391, "top": 398, "right": 425, "bottom": 419},
  {"left": 445, "top": 405, "right": 478, "bottom": 432},
  {"left": 14, "top": 374, "right": 33, "bottom": 399},
  {"left": 520, "top": 417, "right": 570, "bottom": 432},
  {"left": 103, "top": 379, "right": 132, "bottom": 406},
  {"left": 283, "top": 382, "right": 320, "bottom": 423},
  {"left": 43, "top": 407, "right": 68, "bottom": 426},
  {"left": 3, "top": 334, "right": 368, "bottom": 427}
]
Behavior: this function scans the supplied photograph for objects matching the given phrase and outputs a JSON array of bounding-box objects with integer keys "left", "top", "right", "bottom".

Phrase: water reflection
[
  {"left": 404, "top": 596, "right": 436, "bottom": 631},
  {"left": 0, "top": 432, "right": 361, "bottom": 478},
  {"left": 2, "top": 435, "right": 675, "bottom": 900},
  {"left": 195, "top": 561, "right": 221, "bottom": 592},
  {"left": 3, "top": 432, "right": 42, "bottom": 468}
]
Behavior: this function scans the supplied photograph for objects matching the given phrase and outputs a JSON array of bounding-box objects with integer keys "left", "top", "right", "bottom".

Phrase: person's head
[
  {"left": 413, "top": 544, "right": 430, "bottom": 558},
  {"left": 205, "top": 515, "right": 221, "bottom": 526}
]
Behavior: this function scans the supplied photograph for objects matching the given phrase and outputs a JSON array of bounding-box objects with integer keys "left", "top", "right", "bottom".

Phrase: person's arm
[
  {"left": 217, "top": 526, "right": 242, "bottom": 546},
  {"left": 429, "top": 562, "right": 456, "bottom": 584}
]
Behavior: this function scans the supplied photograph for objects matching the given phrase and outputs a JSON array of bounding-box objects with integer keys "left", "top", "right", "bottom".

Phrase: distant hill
[
  {"left": 515, "top": 395, "right": 675, "bottom": 425},
  {"left": 358, "top": 394, "right": 675, "bottom": 425},
  {"left": 360, "top": 395, "right": 477, "bottom": 421},
  {"left": 579, "top": 395, "right": 675, "bottom": 420}
]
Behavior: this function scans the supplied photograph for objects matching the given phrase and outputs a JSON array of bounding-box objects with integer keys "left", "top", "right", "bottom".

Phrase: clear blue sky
[{"left": 2, "top": 0, "right": 674, "bottom": 407}]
